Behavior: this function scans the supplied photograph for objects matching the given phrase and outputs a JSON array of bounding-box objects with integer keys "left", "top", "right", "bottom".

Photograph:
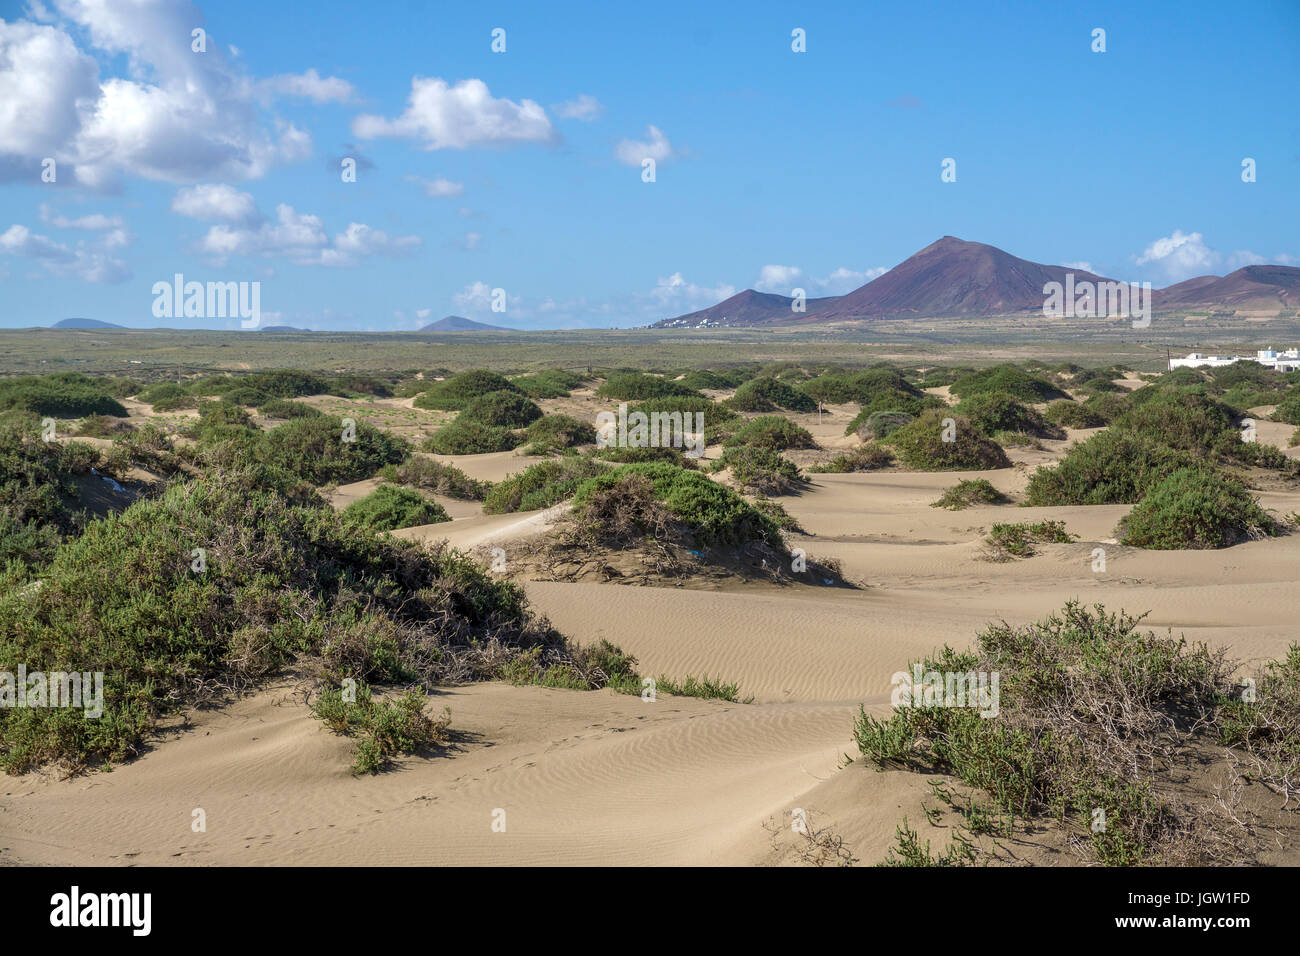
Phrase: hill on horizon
[
  {"left": 420, "top": 315, "right": 509, "bottom": 332},
  {"left": 51, "top": 318, "right": 125, "bottom": 329}
]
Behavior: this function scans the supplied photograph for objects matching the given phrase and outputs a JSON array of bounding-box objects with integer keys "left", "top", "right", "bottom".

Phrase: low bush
[
  {"left": 413, "top": 370, "right": 523, "bottom": 410},
  {"left": 424, "top": 420, "right": 521, "bottom": 455},
  {"left": 880, "top": 410, "right": 1011, "bottom": 471},
  {"left": 483, "top": 457, "right": 606, "bottom": 514},
  {"left": 1024, "top": 430, "right": 1200, "bottom": 506},
  {"left": 341, "top": 484, "right": 449, "bottom": 532},
  {"left": 380, "top": 457, "right": 489, "bottom": 500},
  {"left": 726, "top": 376, "right": 817, "bottom": 413},
  {"left": 713, "top": 445, "right": 803, "bottom": 495},
  {"left": 722, "top": 415, "right": 816, "bottom": 450},
  {"left": 1117, "top": 468, "right": 1278, "bottom": 549},
  {"left": 932, "top": 478, "right": 1006, "bottom": 510}
]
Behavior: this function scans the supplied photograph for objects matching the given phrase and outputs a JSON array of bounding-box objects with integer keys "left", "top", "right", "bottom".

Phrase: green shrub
[
  {"left": 932, "top": 478, "right": 1006, "bottom": 510},
  {"left": 1083, "top": 391, "right": 1132, "bottom": 423},
  {"left": 483, "top": 457, "right": 606, "bottom": 514},
  {"left": 75, "top": 414, "right": 135, "bottom": 438},
  {"left": 801, "top": 368, "right": 921, "bottom": 406},
  {"left": 242, "top": 370, "right": 328, "bottom": 398},
  {"left": 726, "top": 376, "right": 817, "bottom": 413},
  {"left": 676, "top": 369, "right": 747, "bottom": 391},
  {"left": 595, "top": 372, "right": 701, "bottom": 401},
  {"left": 458, "top": 390, "right": 543, "bottom": 429},
  {"left": 1271, "top": 392, "right": 1300, "bottom": 425},
  {"left": 1044, "top": 400, "right": 1105, "bottom": 429},
  {"left": 848, "top": 409, "right": 914, "bottom": 440},
  {"left": 855, "top": 601, "right": 1233, "bottom": 865},
  {"left": 713, "top": 445, "right": 803, "bottom": 494},
  {"left": 0, "top": 373, "right": 128, "bottom": 418},
  {"left": 572, "top": 462, "right": 781, "bottom": 547},
  {"left": 258, "top": 398, "right": 323, "bottom": 419},
  {"left": 136, "top": 382, "right": 187, "bottom": 404},
  {"left": 1112, "top": 391, "right": 1238, "bottom": 457},
  {"left": 342, "top": 485, "right": 449, "bottom": 531},
  {"left": 954, "top": 392, "right": 1065, "bottom": 440},
  {"left": 413, "top": 370, "right": 523, "bottom": 410},
  {"left": 510, "top": 369, "right": 588, "bottom": 398},
  {"left": 1117, "top": 469, "right": 1277, "bottom": 549},
  {"left": 1024, "top": 430, "right": 1200, "bottom": 505},
  {"left": 380, "top": 457, "right": 489, "bottom": 500},
  {"left": 263, "top": 415, "right": 409, "bottom": 483},
  {"left": 654, "top": 674, "right": 750, "bottom": 702},
  {"left": 949, "top": 365, "right": 1067, "bottom": 403},
  {"left": 809, "top": 444, "right": 894, "bottom": 473},
  {"left": 984, "top": 520, "right": 1076, "bottom": 558},
  {"left": 722, "top": 415, "right": 816, "bottom": 450},
  {"left": 311, "top": 684, "right": 450, "bottom": 775},
  {"left": 0, "top": 422, "right": 92, "bottom": 567},
  {"left": 881, "top": 410, "right": 1011, "bottom": 471},
  {"left": 0, "top": 473, "right": 565, "bottom": 773},
  {"left": 424, "top": 420, "right": 521, "bottom": 455},
  {"left": 522, "top": 414, "right": 598, "bottom": 455}
]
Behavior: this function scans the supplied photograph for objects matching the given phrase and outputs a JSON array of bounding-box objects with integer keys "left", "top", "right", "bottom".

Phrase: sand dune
[{"left": 7, "top": 400, "right": 1300, "bottom": 867}]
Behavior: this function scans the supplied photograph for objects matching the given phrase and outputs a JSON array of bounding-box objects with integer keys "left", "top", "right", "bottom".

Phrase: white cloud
[
  {"left": 1060, "top": 260, "right": 1095, "bottom": 273},
  {"left": 462, "top": 232, "right": 482, "bottom": 250},
  {"left": 39, "top": 204, "right": 123, "bottom": 230},
  {"left": 0, "top": 2, "right": 345, "bottom": 187},
  {"left": 1135, "top": 230, "right": 1218, "bottom": 282},
  {"left": 453, "top": 280, "right": 517, "bottom": 314},
  {"left": 615, "top": 125, "right": 674, "bottom": 166},
  {"left": 353, "top": 77, "right": 554, "bottom": 149},
  {"left": 197, "top": 203, "right": 419, "bottom": 267},
  {"left": 755, "top": 264, "right": 886, "bottom": 296},
  {"left": 260, "top": 68, "right": 355, "bottom": 104},
  {"left": 1134, "top": 230, "right": 1298, "bottom": 282},
  {"left": 554, "top": 94, "right": 603, "bottom": 121},
  {"left": 0, "top": 221, "right": 130, "bottom": 282},
  {"left": 408, "top": 175, "right": 464, "bottom": 198},
  {"left": 171, "top": 184, "right": 263, "bottom": 226},
  {"left": 649, "top": 271, "right": 735, "bottom": 311}
]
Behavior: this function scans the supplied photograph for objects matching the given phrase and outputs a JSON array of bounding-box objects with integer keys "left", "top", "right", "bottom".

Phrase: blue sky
[{"left": 1, "top": 0, "right": 1297, "bottom": 330}]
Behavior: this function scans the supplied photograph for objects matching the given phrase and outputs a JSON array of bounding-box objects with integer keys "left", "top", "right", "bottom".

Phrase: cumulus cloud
[
  {"left": 260, "top": 68, "right": 356, "bottom": 104},
  {"left": 171, "top": 184, "right": 263, "bottom": 226},
  {"left": 554, "top": 94, "right": 603, "bottom": 121},
  {"left": 1134, "top": 230, "right": 1298, "bottom": 282},
  {"left": 649, "top": 271, "right": 735, "bottom": 312},
  {"left": 754, "top": 264, "right": 886, "bottom": 296},
  {"left": 0, "top": 221, "right": 130, "bottom": 283},
  {"left": 408, "top": 175, "right": 464, "bottom": 198},
  {"left": 39, "top": 204, "right": 123, "bottom": 230},
  {"left": 0, "top": 2, "right": 352, "bottom": 187},
  {"left": 353, "top": 77, "right": 554, "bottom": 149},
  {"left": 1135, "top": 230, "right": 1218, "bottom": 282},
  {"left": 453, "top": 280, "right": 517, "bottom": 314},
  {"left": 615, "top": 125, "right": 674, "bottom": 166},
  {"left": 196, "top": 203, "right": 419, "bottom": 267}
]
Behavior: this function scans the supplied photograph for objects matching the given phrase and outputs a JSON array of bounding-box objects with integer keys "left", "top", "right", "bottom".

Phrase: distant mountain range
[
  {"left": 51, "top": 318, "right": 125, "bottom": 329},
  {"left": 653, "top": 237, "right": 1300, "bottom": 327},
  {"left": 420, "top": 315, "right": 508, "bottom": 331}
]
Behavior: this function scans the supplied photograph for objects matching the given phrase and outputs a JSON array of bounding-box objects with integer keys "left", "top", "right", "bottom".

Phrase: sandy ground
[{"left": 6, "top": 386, "right": 1300, "bottom": 866}]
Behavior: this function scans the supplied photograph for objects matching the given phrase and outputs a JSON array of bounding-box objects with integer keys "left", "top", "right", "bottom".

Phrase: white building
[{"left": 1169, "top": 348, "right": 1300, "bottom": 372}]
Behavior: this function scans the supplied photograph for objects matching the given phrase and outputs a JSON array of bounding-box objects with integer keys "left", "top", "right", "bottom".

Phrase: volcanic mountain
[
  {"left": 805, "top": 237, "right": 1117, "bottom": 321},
  {"left": 653, "top": 236, "right": 1300, "bottom": 327},
  {"left": 654, "top": 290, "right": 840, "bottom": 329},
  {"left": 420, "top": 315, "right": 509, "bottom": 331},
  {"left": 1154, "top": 265, "right": 1300, "bottom": 311}
]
